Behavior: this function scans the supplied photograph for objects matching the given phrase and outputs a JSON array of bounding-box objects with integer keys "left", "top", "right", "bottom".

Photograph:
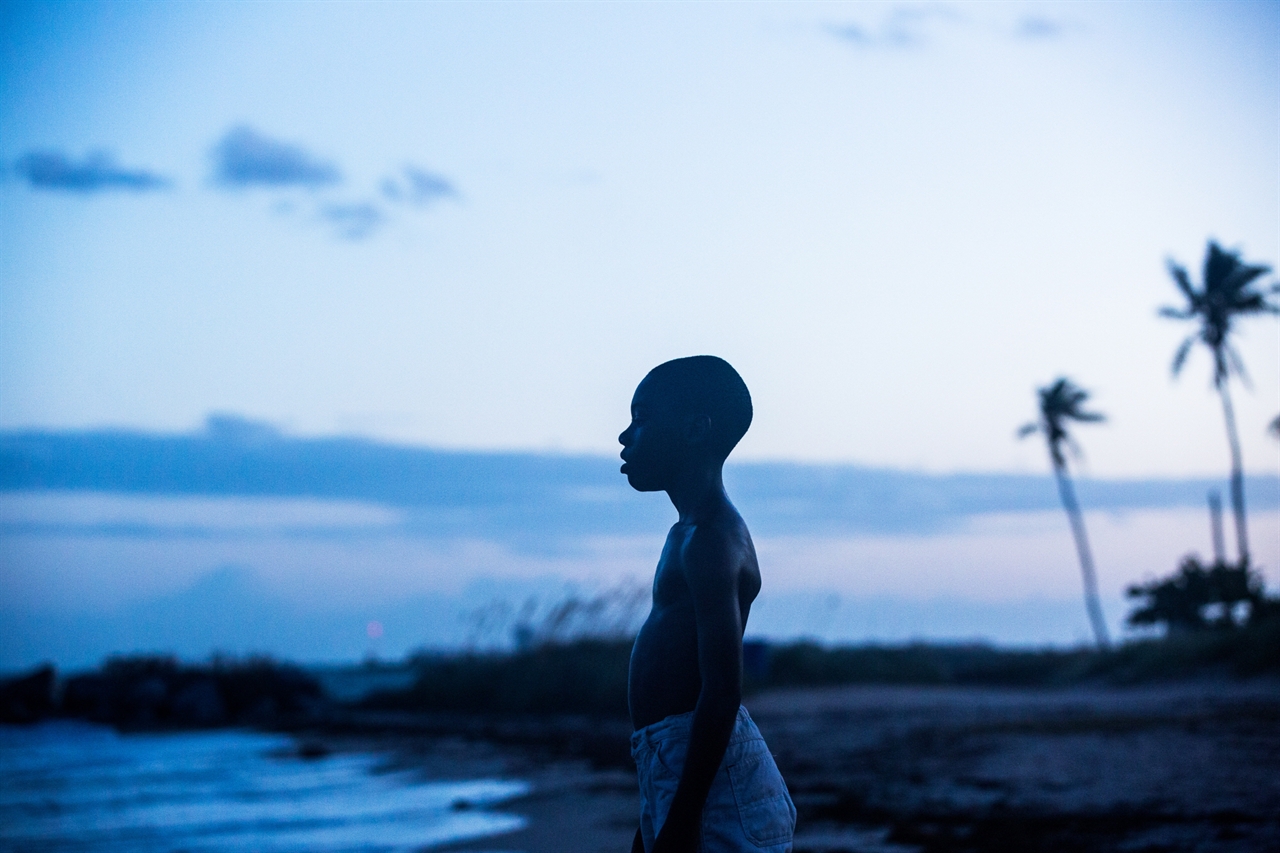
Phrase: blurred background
[{"left": 2, "top": 0, "right": 1278, "bottom": 668}]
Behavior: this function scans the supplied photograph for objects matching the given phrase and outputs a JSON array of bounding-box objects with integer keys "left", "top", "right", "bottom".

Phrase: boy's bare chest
[{"left": 651, "top": 529, "right": 693, "bottom": 608}]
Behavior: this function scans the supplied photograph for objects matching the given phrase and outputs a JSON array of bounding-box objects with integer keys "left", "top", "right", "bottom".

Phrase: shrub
[
  {"left": 1126, "top": 556, "right": 1270, "bottom": 632},
  {"left": 365, "top": 638, "right": 633, "bottom": 716}
]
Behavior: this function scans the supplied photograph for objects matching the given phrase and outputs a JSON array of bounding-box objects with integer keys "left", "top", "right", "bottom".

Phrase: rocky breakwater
[{"left": 0, "top": 656, "right": 328, "bottom": 730}]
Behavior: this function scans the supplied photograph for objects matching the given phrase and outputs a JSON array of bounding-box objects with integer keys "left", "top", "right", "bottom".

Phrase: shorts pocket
[{"left": 727, "top": 752, "right": 795, "bottom": 846}]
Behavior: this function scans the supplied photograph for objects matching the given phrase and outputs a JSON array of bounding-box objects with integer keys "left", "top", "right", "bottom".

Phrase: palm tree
[
  {"left": 1019, "top": 377, "right": 1110, "bottom": 649},
  {"left": 1161, "top": 241, "right": 1279, "bottom": 567}
]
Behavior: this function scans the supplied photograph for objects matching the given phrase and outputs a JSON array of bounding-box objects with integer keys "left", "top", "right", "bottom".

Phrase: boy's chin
[{"left": 625, "top": 471, "right": 665, "bottom": 492}]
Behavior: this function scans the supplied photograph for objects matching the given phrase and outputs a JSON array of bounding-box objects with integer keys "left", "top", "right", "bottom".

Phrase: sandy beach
[
  {"left": 312, "top": 678, "right": 1280, "bottom": 853},
  {"left": 752, "top": 679, "right": 1280, "bottom": 852}
]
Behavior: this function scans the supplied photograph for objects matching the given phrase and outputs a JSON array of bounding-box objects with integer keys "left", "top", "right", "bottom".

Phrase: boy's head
[{"left": 618, "top": 355, "right": 752, "bottom": 492}]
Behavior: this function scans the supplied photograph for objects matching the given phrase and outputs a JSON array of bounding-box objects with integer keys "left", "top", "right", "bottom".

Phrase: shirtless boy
[{"left": 620, "top": 356, "right": 796, "bottom": 853}]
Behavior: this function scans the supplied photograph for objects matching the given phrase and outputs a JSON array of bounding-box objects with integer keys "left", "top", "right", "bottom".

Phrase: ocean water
[{"left": 0, "top": 721, "right": 529, "bottom": 852}]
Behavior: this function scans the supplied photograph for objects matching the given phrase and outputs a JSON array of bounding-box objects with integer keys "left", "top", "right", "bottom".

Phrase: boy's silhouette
[{"left": 620, "top": 356, "right": 795, "bottom": 853}]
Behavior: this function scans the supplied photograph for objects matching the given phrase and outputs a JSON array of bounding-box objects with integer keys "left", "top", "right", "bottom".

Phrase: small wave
[{"left": 0, "top": 721, "right": 529, "bottom": 852}]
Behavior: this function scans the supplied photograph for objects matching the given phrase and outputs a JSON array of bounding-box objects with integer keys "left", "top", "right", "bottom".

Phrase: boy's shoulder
[{"left": 678, "top": 506, "right": 754, "bottom": 585}]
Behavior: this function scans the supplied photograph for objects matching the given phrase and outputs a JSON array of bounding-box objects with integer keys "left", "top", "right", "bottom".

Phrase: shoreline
[
  {"left": 7, "top": 675, "right": 1277, "bottom": 851},
  {"left": 293, "top": 725, "right": 639, "bottom": 853},
  {"left": 300, "top": 679, "right": 1280, "bottom": 853}
]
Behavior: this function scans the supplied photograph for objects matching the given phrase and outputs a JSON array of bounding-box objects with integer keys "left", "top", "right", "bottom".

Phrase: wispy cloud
[
  {"left": 12, "top": 150, "right": 171, "bottom": 193},
  {"left": 13, "top": 128, "right": 453, "bottom": 244},
  {"left": 1015, "top": 15, "right": 1068, "bottom": 40},
  {"left": 321, "top": 202, "right": 384, "bottom": 240},
  {"left": 827, "top": 5, "right": 964, "bottom": 49},
  {"left": 212, "top": 126, "right": 340, "bottom": 189},
  {"left": 381, "top": 165, "right": 457, "bottom": 206}
]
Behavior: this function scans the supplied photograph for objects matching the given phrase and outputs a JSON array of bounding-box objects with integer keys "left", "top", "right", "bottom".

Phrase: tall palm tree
[
  {"left": 1161, "top": 241, "right": 1279, "bottom": 567},
  {"left": 1019, "top": 377, "right": 1110, "bottom": 649}
]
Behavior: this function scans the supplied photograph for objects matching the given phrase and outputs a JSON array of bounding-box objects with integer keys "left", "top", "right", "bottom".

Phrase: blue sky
[
  {"left": 2, "top": 1, "right": 1279, "bottom": 665},
  {"left": 1, "top": 0, "right": 1277, "bottom": 477}
]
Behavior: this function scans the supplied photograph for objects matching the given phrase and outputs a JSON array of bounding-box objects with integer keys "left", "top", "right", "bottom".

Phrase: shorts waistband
[{"left": 630, "top": 705, "right": 759, "bottom": 753}]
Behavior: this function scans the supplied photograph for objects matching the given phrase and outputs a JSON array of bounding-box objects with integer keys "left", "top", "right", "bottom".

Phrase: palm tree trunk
[
  {"left": 1052, "top": 461, "right": 1111, "bottom": 649},
  {"left": 1217, "top": 381, "right": 1249, "bottom": 566},
  {"left": 1208, "top": 491, "right": 1226, "bottom": 564}
]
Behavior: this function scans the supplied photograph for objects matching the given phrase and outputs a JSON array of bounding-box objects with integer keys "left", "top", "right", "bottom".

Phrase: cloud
[
  {"left": 212, "top": 126, "right": 340, "bottom": 188},
  {"left": 205, "top": 129, "right": 455, "bottom": 241},
  {"left": 381, "top": 165, "right": 458, "bottom": 206},
  {"left": 321, "top": 202, "right": 384, "bottom": 240},
  {"left": 12, "top": 150, "right": 171, "bottom": 192},
  {"left": 827, "top": 5, "right": 964, "bottom": 49},
  {"left": 1015, "top": 16, "right": 1066, "bottom": 40},
  {"left": 5, "top": 425, "right": 1276, "bottom": 544}
]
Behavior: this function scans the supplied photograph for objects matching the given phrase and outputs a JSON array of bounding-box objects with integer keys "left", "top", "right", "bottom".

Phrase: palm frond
[
  {"left": 1269, "top": 414, "right": 1280, "bottom": 440},
  {"left": 1016, "top": 422, "right": 1039, "bottom": 439},
  {"left": 1231, "top": 294, "right": 1273, "bottom": 315},
  {"left": 1158, "top": 306, "right": 1193, "bottom": 319},
  {"left": 1226, "top": 344, "right": 1251, "bottom": 390},
  {"left": 1222, "top": 259, "right": 1272, "bottom": 294},
  {"left": 1203, "top": 241, "right": 1235, "bottom": 289},
  {"left": 1170, "top": 335, "right": 1195, "bottom": 376},
  {"left": 1166, "top": 258, "right": 1196, "bottom": 304}
]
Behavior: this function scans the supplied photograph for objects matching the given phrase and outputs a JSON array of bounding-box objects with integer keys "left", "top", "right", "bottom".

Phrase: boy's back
[{"left": 619, "top": 356, "right": 795, "bottom": 853}]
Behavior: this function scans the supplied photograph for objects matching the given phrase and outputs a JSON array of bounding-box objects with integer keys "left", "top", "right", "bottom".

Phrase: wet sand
[
  {"left": 432, "top": 761, "right": 639, "bottom": 853},
  {"left": 302, "top": 727, "right": 640, "bottom": 853},
  {"left": 311, "top": 679, "right": 1280, "bottom": 852}
]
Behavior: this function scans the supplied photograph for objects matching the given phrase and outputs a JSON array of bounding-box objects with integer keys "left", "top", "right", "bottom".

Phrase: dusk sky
[
  {"left": 2, "top": 0, "right": 1277, "bottom": 478},
  {"left": 2, "top": 1, "right": 1279, "bottom": 665}
]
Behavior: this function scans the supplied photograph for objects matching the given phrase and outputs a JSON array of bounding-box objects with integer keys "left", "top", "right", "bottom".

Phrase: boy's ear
[{"left": 684, "top": 414, "right": 712, "bottom": 445}]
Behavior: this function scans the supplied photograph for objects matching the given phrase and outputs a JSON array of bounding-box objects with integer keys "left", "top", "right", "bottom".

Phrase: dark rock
[
  {"left": 122, "top": 676, "right": 169, "bottom": 727},
  {"left": 0, "top": 665, "right": 55, "bottom": 724},
  {"left": 58, "top": 655, "right": 327, "bottom": 731},
  {"left": 296, "top": 741, "right": 330, "bottom": 759},
  {"left": 171, "top": 679, "right": 227, "bottom": 727}
]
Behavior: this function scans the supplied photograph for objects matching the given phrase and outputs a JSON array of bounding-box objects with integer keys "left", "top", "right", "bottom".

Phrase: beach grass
[{"left": 360, "top": 615, "right": 1279, "bottom": 718}]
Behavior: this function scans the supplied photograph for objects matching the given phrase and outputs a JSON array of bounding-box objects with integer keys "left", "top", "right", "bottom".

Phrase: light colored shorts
[{"left": 631, "top": 705, "right": 797, "bottom": 852}]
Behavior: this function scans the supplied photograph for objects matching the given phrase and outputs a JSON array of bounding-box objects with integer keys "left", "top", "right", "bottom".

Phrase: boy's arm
[{"left": 652, "top": 527, "right": 743, "bottom": 853}]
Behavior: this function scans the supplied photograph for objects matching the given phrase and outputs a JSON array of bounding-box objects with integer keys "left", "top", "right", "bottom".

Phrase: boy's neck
[{"left": 666, "top": 463, "right": 729, "bottom": 522}]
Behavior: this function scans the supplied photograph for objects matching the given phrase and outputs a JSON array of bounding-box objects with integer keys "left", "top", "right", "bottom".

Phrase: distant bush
[
  {"left": 1084, "top": 614, "right": 1280, "bottom": 681},
  {"left": 463, "top": 580, "right": 648, "bottom": 650},
  {"left": 747, "top": 642, "right": 1099, "bottom": 690},
  {"left": 363, "top": 623, "right": 1280, "bottom": 719},
  {"left": 1126, "top": 556, "right": 1270, "bottom": 632},
  {"left": 751, "top": 622, "right": 1279, "bottom": 689},
  {"left": 364, "top": 639, "right": 633, "bottom": 716},
  {"left": 365, "top": 582, "right": 643, "bottom": 717}
]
